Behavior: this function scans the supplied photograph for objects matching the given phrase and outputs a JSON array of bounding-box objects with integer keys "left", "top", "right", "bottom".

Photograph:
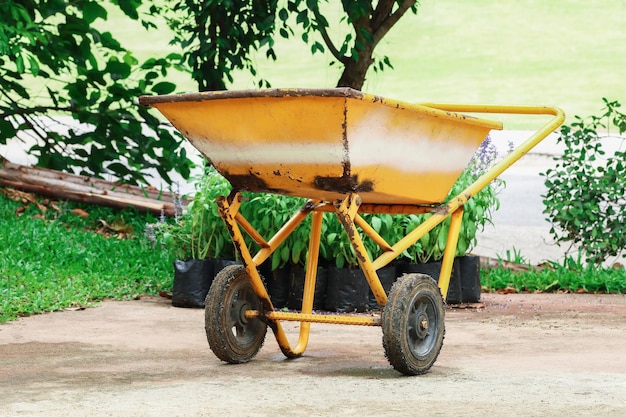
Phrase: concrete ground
[{"left": 1, "top": 293, "right": 626, "bottom": 417}]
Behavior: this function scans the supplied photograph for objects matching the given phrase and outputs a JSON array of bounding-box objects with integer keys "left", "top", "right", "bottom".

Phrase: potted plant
[
  {"left": 398, "top": 212, "right": 464, "bottom": 303},
  {"left": 241, "top": 192, "right": 327, "bottom": 309},
  {"left": 322, "top": 214, "right": 375, "bottom": 312},
  {"left": 450, "top": 135, "right": 505, "bottom": 303},
  {"left": 153, "top": 164, "right": 235, "bottom": 308},
  {"left": 360, "top": 213, "right": 400, "bottom": 310},
  {"left": 282, "top": 200, "right": 329, "bottom": 311}
]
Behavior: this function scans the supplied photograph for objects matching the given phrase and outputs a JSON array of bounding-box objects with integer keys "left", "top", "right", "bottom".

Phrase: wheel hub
[
  {"left": 416, "top": 312, "right": 429, "bottom": 339},
  {"left": 234, "top": 300, "right": 251, "bottom": 325}
]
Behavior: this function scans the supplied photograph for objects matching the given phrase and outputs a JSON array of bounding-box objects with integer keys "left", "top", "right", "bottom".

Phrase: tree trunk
[
  {"left": 333, "top": 0, "right": 418, "bottom": 90},
  {"left": 335, "top": 51, "right": 374, "bottom": 90}
]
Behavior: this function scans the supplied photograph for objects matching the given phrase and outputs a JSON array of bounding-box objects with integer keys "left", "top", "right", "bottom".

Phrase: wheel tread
[
  {"left": 205, "top": 265, "right": 267, "bottom": 364},
  {"left": 382, "top": 273, "right": 445, "bottom": 375}
]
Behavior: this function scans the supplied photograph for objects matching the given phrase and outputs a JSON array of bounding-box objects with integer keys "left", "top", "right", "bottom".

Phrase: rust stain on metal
[
  {"left": 353, "top": 244, "right": 368, "bottom": 264},
  {"left": 301, "top": 200, "right": 318, "bottom": 214},
  {"left": 336, "top": 211, "right": 367, "bottom": 265},
  {"left": 138, "top": 87, "right": 364, "bottom": 106},
  {"left": 313, "top": 174, "right": 373, "bottom": 194},
  {"left": 267, "top": 319, "right": 279, "bottom": 333},
  {"left": 341, "top": 98, "right": 350, "bottom": 177},
  {"left": 224, "top": 173, "right": 268, "bottom": 192},
  {"left": 433, "top": 204, "right": 450, "bottom": 216},
  {"left": 218, "top": 171, "right": 287, "bottom": 195}
]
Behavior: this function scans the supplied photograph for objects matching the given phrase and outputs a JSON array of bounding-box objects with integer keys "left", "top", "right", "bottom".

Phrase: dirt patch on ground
[{"left": 1, "top": 293, "right": 625, "bottom": 417}]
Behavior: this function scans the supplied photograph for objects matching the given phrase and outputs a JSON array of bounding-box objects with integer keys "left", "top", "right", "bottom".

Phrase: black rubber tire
[
  {"left": 205, "top": 265, "right": 267, "bottom": 364},
  {"left": 382, "top": 273, "right": 445, "bottom": 375}
]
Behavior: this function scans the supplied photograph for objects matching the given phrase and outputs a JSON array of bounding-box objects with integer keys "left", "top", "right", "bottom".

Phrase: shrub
[
  {"left": 147, "top": 164, "right": 234, "bottom": 260},
  {"left": 482, "top": 250, "right": 626, "bottom": 294},
  {"left": 541, "top": 99, "right": 626, "bottom": 265},
  {"left": 241, "top": 192, "right": 310, "bottom": 270}
]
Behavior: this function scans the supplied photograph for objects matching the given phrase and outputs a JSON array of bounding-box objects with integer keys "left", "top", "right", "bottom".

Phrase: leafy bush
[
  {"left": 161, "top": 134, "right": 505, "bottom": 268},
  {"left": 324, "top": 213, "right": 381, "bottom": 269},
  {"left": 241, "top": 192, "right": 310, "bottom": 270},
  {"left": 186, "top": 166, "right": 234, "bottom": 259},
  {"left": 152, "top": 165, "right": 314, "bottom": 267},
  {"left": 162, "top": 135, "right": 505, "bottom": 268},
  {"left": 147, "top": 164, "right": 234, "bottom": 260},
  {"left": 321, "top": 135, "right": 505, "bottom": 267},
  {"left": 542, "top": 99, "right": 626, "bottom": 265}
]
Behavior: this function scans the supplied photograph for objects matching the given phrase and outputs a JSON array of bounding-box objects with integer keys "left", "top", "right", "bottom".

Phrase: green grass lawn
[
  {"left": 109, "top": 0, "right": 626, "bottom": 129},
  {"left": 0, "top": 194, "right": 175, "bottom": 323}
]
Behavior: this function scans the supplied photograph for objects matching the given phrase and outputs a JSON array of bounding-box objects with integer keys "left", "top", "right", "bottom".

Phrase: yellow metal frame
[{"left": 215, "top": 104, "right": 564, "bottom": 358}]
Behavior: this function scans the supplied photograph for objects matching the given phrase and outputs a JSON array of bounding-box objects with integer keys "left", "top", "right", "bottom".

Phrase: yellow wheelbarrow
[{"left": 139, "top": 88, "right": 564, "bottom": 375}]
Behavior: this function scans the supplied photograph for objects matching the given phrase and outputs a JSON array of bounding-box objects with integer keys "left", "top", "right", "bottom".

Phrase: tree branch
[
  {"left": 371, "top": 0, "right": 417, "bottom": 44},
  {"left": 311, "top": 7, "right": 348, "bottom": 64},
  {"left": 345, "top": 2, "right": 374, "bottom": 52},
  {"left": 371, "top": 0, "right": 395, "bottom": 29}
]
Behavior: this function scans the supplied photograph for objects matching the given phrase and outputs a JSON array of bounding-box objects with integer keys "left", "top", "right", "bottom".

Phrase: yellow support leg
[
  {"left": 334, "top": 193, "right": 388, "bottom": 307},
  {"left": 215, "top": 194, "right": 272, "bottom": 308},
  {"left": 438, "top": 207, "right": 464, "bottom": 302},
  {"left": 272, "top": 210, "right": 324, "bottom": 356}
]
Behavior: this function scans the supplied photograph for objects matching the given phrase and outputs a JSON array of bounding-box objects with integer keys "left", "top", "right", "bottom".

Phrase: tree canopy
[
  {"left": 0, "top": 1, "right": 192, "bottom": 185},
  {"left": 166, "top": 0, "right": 278, "bottom": 91},
  {"left": 166, "top": 0, "right": 420, "bottom": 90}
]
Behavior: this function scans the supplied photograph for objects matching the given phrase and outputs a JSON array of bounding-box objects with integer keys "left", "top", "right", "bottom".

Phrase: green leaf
[
  {"left": 336, "top": 254, "right": 345, "bottom": 269},
  {"left": 437, "top": 227, "right": 448, "bottom": 252},
  {"left": 0, "top": 119, "right": 17, "bottom": 140},
  {"left": 272, "top": 253, "right": 281, "bottom": 270},
  {"left": 296, "top": 10, "right": 309, "bottom": 26},
  {"left": 116, "top": 0, "right": 140, "bottom": 20},
  {"left": 105, "top": 59, "right": 131, "bottom": 79},
  {"left": 311, "top": 41, "right": 324, "bottom": 54},
  {"left": 15, "top": 55, "right": 25, "bottom": 73},
  {"left": 83, "top": 2, "right": 107, "bottom": 24},
  {"left": 371, "top": 216, "right": 382, "bottom": 233},
  {"left": 122, "top": 52, "right": 139, "bottom": 66},
  {"left": 26, "top": 54, "right": 40, "bottom": 76},
  {"left": 280, "top": 245, "right": 290, "bottom": 263},
  {"left": 151, "top": 82, "right": 176, "bottom": 95}
]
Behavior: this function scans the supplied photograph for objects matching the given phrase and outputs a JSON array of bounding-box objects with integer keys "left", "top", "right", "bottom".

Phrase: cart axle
[{"left": 245, "top": 310, "right": 381, "bottom": 326}]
